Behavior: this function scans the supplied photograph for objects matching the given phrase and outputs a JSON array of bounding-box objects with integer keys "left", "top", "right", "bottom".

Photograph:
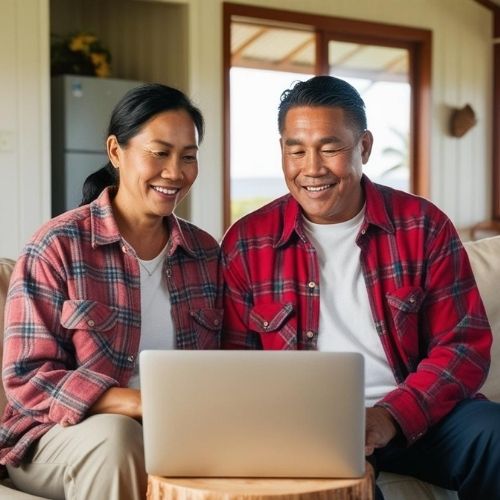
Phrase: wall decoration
[{"left": 449, "top": 104, "right": 477, "bottom": 138}]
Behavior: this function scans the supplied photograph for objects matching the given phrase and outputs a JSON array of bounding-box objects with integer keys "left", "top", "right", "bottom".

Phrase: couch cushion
[
  {"left": 0, "top": 481, "right": 50, "bottom": 500},
  {"left": 378, "top": 472, "right": 457, "bottom": 500},
  {"left": 375, "top": 237, "right": 499, "bottom": 500},
  {"left": 463, "top": 236, "right": 500, "bottom": 402},
  {"left": 0, "top": 258, "right": 15, "bottom": 416}
]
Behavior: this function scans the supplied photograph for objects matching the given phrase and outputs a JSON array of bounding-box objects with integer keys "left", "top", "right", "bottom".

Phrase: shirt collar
[
  {"left": 90, "top": 187, "right": 196, "bottom": 257},
  {"left": 361, "top": 175, "right": 395, "bottom": 235},
  {"left": 90, "top": 187, "right": 122, "bottom": 248},
  {"left": 275, "top": 174, "right": 394, "bottom": 248},
  {"left": 275, "top": 195, "right": 302, "bottom": 248},
  {"left": 165, "top": 216, "right": 197, "bottom": 257}
]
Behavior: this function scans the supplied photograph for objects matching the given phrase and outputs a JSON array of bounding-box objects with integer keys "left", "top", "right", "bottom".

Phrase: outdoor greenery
[{"left": 231, "top": 197, "right": 273, "bottom": 222}]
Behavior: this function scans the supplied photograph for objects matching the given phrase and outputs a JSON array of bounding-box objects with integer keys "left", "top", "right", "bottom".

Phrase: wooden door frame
[
  {"left": 477, "top": 0, "right": 500, "bottom": 220},
  {"left": 223, "top": 2, "right": 432, "bottom": 229}
]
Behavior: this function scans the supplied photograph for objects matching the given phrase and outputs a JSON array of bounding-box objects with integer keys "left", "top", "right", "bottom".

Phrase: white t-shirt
[
  {"left": 302, "top": 208, "right": 396, "bottom": 407},
  {"left": 128, "top": 243, "right": 174, "bottom": 389}
]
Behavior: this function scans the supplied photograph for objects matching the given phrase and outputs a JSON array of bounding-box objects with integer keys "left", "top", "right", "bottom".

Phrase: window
[
  {"left": 229, "top": 21, "right": 315, "bottom": 221},
  {"left": 223, "top": 3, "right": 431, "bottom": 228},
  {"left": 327, "top": 41, "right": 411, "bottom": 192}
]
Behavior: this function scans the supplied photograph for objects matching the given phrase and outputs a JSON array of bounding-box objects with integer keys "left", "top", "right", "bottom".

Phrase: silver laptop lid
[{"left": 140, "top": 350, "right": 365, "bottom": 478}]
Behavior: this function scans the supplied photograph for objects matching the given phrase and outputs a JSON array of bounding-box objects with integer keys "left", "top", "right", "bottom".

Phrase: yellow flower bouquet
[{"left": 51, "top": 32, "right": 112, "bottom": 77}]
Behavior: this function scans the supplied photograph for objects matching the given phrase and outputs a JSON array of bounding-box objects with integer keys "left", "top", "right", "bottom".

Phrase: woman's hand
[{"left": 89, "top": 387, "right": 142, "bottom": 421}]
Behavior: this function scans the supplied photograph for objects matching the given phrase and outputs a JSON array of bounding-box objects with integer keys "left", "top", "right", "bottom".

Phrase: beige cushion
[
  {"left": 379, "top": 236, "right": 500, "bottom": 499},
  {"left": 463, "top": 236, "right": 500, "bottom": 402},
  {"left": 0, "top": 481, "right": 50, "bottom": 499},
  {"left": 0, "top": 258, "right": 15, "bottom": 416},
  {"left": 378, "top": 472, "right": 457, "bottom": 500}
]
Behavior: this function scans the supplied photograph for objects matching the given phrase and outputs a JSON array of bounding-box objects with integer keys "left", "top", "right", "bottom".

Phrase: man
[{"left": 221, "top": 75, "right": 500, "bottom": 499}]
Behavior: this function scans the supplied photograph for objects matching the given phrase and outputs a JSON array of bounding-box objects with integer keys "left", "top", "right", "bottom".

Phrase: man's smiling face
[{"left": 280, "top": 105, "right": 373, "bottom": 224}]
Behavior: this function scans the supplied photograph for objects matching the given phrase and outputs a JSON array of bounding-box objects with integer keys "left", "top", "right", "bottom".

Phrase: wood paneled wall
[
  {"left": 0, "top": 0, "right": 50, "bottom": 259},
  {"left": 0, "top": 0, "right": 493, "bottom": 256}
]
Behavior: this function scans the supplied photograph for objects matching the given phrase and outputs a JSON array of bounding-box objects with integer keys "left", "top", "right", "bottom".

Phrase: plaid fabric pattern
[
  {"left": 0, "top": 188, "right": 222, "bottom": 466},
  {"left": 222, "top": 175, "right": 491, "bottom": 444}
]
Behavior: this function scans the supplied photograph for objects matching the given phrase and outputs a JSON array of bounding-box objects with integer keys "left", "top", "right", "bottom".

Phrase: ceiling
[
  {"left": 231, "top": 21, "right": 409, "bottom": 82},
  {"left": 231, "top": 1, "right": 493, "bottom": 82}
]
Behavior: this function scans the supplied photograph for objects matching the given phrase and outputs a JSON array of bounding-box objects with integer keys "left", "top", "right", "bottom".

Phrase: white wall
[
  {"left": 0, "top": 0, "right": 50, "bottom": 259},
  {"left": 0, "top": 0, "right": 492, "bottom": 257}
]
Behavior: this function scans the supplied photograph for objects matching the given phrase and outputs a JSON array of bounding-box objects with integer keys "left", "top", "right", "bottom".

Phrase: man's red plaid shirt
[{"left": 222, "top": 175, "right": 492, "bottom": 444}]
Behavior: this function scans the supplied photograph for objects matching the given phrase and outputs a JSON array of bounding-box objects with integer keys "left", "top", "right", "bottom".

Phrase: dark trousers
[{"left": 372, "top": 399, "right": 500, "bottom": 500}]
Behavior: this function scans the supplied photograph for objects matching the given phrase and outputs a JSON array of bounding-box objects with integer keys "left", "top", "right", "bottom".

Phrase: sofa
[
  {"left": 0, "top": 236, "right": 499, "bottom": 499},
  {"left": 0, "top": 258, "right": 48, "bottom": 499},
  {"left": 378, "top": 235, "right": 500, "bottom": 499}
]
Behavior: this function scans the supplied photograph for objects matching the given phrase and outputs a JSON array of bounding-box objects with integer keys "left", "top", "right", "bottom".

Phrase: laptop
[{"left": 140, "top": 350, "right": 365, "bottom": 478}]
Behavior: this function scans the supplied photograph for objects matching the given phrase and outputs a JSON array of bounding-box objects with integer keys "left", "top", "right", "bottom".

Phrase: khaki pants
[{"left": 7, "top": 414, "right": 147, "bottom": 500}]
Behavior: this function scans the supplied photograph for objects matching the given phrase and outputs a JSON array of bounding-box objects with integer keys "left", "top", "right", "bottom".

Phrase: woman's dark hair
[
  {"left": 80, "top": 83, "right": 204, "bottom": 206},
  {"left": 80, "top": 166, "right": 117, "bottom": 207},
  {"left": 277, "top": 75, "right": 367, "bottom": 134}
]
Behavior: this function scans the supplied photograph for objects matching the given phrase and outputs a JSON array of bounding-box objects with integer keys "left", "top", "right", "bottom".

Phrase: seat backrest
[
  {"left": 0, "top": 239, "right": 498, "bottom": 412},
  {"left": 463, "top": 236, "right": 500, "bottom": 402},
  {"left": 0, "top": 258, "right": 15, "bottom": 416}
]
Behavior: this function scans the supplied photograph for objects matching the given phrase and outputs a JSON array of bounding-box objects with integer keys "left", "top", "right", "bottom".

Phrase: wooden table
[{"left": 147, "top": 467, "right": 374, "bottom": 500}]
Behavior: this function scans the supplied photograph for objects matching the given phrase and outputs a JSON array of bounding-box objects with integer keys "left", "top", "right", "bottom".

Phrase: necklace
[
  {"left": 138, "top": 257, "right": 164, "bottom": 277},
  {"left": 137, "top": 243, "right": 169, "bottom": 278}
]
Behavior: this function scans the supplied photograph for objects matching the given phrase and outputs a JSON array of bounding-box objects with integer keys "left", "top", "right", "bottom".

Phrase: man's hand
[{"left": 365, "top": 406, "right": 398, "bottom": 456}]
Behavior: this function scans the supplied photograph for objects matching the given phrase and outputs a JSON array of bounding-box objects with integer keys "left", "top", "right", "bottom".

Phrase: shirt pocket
[
  {"left": 386, "top": 286, "right": 425, "bottom": 366},
  {"left": 190, "top": 308, "right": 223, "bottom": 349},
  {"left": 249, "top": 302, "right": 296, "bottom": 350},
  {"left": 60, "top": 300, "right": 122, "bottom": 366},
  {"left": 61, "top": 300, "right": 119, "bottom": 332}
]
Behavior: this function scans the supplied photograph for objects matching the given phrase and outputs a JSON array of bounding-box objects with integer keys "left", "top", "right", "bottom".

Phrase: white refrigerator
[{"left": 51, "top": 74, "right": 143, "bottom": 216}]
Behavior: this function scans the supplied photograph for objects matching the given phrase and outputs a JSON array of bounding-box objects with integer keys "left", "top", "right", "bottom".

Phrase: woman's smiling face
[{"left": 108, "top": 108, "right": 199, "bottom": 220}]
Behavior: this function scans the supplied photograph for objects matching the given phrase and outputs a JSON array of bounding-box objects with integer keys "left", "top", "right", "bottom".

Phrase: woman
[{"left": 0, "top": 84, "right": 222, "bottom": 500}]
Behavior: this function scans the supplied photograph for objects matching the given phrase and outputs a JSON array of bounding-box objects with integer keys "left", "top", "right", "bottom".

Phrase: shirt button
[
  {"left": 307, "top": 281, "right": 316, "bottom": 289},
  {"left": 87, "top": 320, "right": 95, "bottom": 327},
  {"left": 306, "top": 330, "right": 315, "bottom": 339},
  {"left": 213, "top": 319, "right": 220, "bottom": 326},
  {"left": 121, "top": 245, "right": 128, "bottom": 254},
  {"left": 409, "top": 297, "right": 416, "bottom": 303},
  {"left": 128, "top": 355, "right": 135, "bottom": 363},
  {"left": 263, "top": 321, "right": 269, "bottom": 329},
  {"left": 361, "top": 229, "right": 366, "bottom": 235},
  {"left": 166, "top": 268, "right": 172, "bottom": 277}
]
